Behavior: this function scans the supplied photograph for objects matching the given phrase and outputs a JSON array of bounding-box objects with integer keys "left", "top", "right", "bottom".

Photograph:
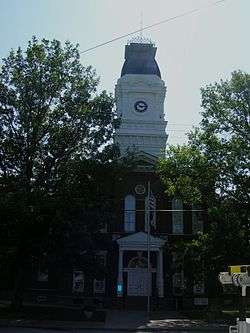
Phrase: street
[{"left": 0, "top": 328, "right": 227, "bottom": 333}]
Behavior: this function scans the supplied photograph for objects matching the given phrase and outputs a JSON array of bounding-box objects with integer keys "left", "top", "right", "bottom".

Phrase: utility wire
[
  {"left": 168, "top": 123, "right": 196, "bottom": 126},
  {"left": 80, "top": 0, "right": 230, "bottom": 54}
]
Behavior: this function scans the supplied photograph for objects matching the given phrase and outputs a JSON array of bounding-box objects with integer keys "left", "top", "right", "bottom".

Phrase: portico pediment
[{"left": 117, "top": 231, "right": 166, "bottom": 250}]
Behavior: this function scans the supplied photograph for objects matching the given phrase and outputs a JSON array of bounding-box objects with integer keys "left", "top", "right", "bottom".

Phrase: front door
[{"left": 127, "top": 268, "right": 151, "bottom": 296}]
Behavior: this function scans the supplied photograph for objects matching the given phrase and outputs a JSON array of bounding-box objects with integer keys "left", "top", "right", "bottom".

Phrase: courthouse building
[
  {"left": 89, "top": 39, "right": 204, "bottom": 309},
  {"left": 31, "top": 39, "right": 204, "bottom": 310}
]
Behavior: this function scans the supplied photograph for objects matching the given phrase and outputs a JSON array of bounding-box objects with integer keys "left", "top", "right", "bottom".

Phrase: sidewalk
[
  {"left": 0, "top": 310, "right": 229, "bottom": 331},
  {"left": 105, "top": 310, "right": 229, "bottom": 331}
]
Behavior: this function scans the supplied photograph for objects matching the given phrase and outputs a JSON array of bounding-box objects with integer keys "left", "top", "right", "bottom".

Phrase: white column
[
  {"left": 117, "top": 248, "right": 123, "bottom": 296},
  {"left": 158, "top": 249, "right": 164, "bottom": 297}
]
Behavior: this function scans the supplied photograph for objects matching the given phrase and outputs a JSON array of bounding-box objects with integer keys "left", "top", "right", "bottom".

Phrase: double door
[{"left": 127, "top": 268, "right": 151, "bottom": 296}]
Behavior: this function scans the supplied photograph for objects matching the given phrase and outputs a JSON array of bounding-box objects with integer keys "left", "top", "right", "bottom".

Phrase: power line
[
  {"left": 168, "top": 129, "right": 190, "bottom": 132},
  {"left": 80, "top": 0, "right": 230, "bottom": 54},
  {"left": 168, "top": 123, "right": 196, "bottom": 126}
]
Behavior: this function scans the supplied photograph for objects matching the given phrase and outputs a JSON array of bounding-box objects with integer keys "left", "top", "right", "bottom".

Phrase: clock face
[{"left": 134, "top": 100, "right": 148, "bottom": 113}]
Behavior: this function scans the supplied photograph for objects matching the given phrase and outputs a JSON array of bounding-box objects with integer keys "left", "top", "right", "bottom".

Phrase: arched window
[
  {"left": 128, "top": 256, "right": 148, "bottom": 268},
  {"left": 124, "top": 195, "right": 136, "bottom": 232},
  {"left": 172, "top": 198, "right": 183, "bottom": 234}
]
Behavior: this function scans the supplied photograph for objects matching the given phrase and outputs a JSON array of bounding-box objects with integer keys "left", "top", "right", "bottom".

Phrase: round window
[{"left": 135, "top": 184, "right": 146, "bottom": 195}]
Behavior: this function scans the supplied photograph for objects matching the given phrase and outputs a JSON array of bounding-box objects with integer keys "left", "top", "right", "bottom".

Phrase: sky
[{"left": 0, "top": 0, "right": 249, "bottom": 144}]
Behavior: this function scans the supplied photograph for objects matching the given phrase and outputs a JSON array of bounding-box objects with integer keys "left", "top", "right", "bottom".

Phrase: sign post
[
  {"left": 218, "top": 265, "right": 250, "bottom": 333},
  {"left": 147, "top": 181, "right": 151, "bottom": 315}
]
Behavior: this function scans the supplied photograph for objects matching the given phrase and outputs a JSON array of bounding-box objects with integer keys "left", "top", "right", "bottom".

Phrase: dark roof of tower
[{"left": 121, "top": 42, "right": 161, "bottom": 78}]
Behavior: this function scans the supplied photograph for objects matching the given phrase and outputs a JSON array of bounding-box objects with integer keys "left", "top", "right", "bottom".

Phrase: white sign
[
  {"left": 72, "top": 271, "right": 84, "bottom": 293},
  {"left": 173, "top": 273, "right": 183, "bottom": 288},
  {"left": 218, "top": 272, "right": 233, "bottom": 285},
  {"left": 193, "top": 282, "right": 205, "bottom": 294},
  {"left": 94, "top": 279, "right": 105, "bottom": 294},
  {"left": 194, "top": 297, "right": 208, "bottom": 306}
]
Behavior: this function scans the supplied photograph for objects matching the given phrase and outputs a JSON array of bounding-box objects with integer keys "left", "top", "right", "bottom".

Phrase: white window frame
[
  {"left": 172, "top": 198, "right": 183, "bottom": 234},
  {"left": 99, "top": 223, "right": 108, "bottom": 233},
  {"left": 124, "top": 194, "right": 136, "bottom": 232},
  {"left": 192, "top": 204, "right": 203, "bottom": 234},
  {"left": 36, "top": 251, "right": 48, "bottom": 282},
  {"left": 172, "top": 271, "right": 185, "bottom": 296},
  {"left": 96, "top": 251, "right": 107, "bottom": 266},
  {"left": 193, "top": 282, "right": 205, "bottom": 294},
  {"left": 93, "top": 278, "right": 106, "bottom": 294},
  {"left": 72, "top": 270, "right": 84, "bottom": 293}
]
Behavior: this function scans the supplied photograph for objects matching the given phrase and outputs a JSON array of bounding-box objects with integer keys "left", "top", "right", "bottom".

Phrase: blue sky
[{"left": 0, "top": 0, "right": 249, "bottom": 144}]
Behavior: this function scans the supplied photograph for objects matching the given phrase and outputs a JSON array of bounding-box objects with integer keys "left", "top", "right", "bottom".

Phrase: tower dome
[{"left": 121, "top": 42, "right": 161, "bottom": 78}]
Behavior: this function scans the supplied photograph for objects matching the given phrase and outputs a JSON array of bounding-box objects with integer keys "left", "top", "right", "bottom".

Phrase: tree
[
  {"left": 158, "top": 71, "right": 250, "bottom": 293},
  {"left": 0, "top": 36, "right": 119, "bottom": 192},
  {"left": 0, "top": 37, "right": 120, "bottom": 308},
  {"left": 189, "top": 70, "right": 249, "bottom": 205},
  {"left": 157, "top": 144, "right": 217, "bottom": 205}
]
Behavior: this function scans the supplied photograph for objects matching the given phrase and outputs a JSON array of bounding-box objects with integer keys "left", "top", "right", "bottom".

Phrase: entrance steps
[{"left": 112, "top": 296, "right": 176, "bottom": 311}]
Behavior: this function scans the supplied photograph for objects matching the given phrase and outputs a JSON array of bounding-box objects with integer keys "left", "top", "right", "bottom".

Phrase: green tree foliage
[
  {"left": 189, "top": 70, "right": 249, "bottom": 204},
  {"left": 159, "top": 71, "right": 249, "bottom": 205},
  {"left": 0, "top": 37, "right": 121, "bottom": 306},
  {"left": 158, "top": 71, "right": 250, "bottom": 293},
  {"left": 157, "top": 145, "right": 217, "bottom": 205},
  {"left": 0, "top": 37, "right": 119, "bottom": 192}
]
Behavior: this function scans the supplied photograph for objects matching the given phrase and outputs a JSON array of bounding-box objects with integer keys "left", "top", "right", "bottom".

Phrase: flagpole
[{"left": 147, "top": 181, "right": 150, "bottom": 315}]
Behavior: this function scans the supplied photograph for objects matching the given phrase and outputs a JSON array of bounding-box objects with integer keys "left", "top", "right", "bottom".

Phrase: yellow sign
[{"left": 228, "top": 265, "right": 250, "bottom": 275}]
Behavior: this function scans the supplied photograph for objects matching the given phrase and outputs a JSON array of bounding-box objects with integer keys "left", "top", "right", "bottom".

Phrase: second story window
[
  {"left": 172, "top": 198, "right": 183, "bottom": 234},
  {"left": 192, "top": 204, "right": 203, "bottom": 234},
  {"left": 124, "top": 194, "right": 136, "bottom": 232}
]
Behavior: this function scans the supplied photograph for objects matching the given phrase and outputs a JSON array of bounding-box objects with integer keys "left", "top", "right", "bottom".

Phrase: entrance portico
[{"left": 116, "top": 232, "right": 166, "bottom": 298}]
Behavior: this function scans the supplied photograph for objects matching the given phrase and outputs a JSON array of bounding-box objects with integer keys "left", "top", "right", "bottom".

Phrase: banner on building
[
  {"left": 94, "top": 279, "right": 105, "bottom": 294},
  {"left": 193, "top": 282, "right": 205, "bottom": 294},
  {"left": 72, "top": 270, "right": 84, "bottom": 293}
]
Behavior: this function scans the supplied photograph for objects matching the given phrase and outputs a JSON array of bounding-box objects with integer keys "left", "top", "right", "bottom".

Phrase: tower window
[
  {"left": 172, "top": 198, "right": 183, "bottom": 234},
  {"left": 124, "top": 195, "right": 136, "bottom": 232}
]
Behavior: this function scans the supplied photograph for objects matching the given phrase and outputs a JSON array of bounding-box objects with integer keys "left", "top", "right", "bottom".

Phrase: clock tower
[{"left": 115, "top": 41, "right": 168, "bottom": 157}]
